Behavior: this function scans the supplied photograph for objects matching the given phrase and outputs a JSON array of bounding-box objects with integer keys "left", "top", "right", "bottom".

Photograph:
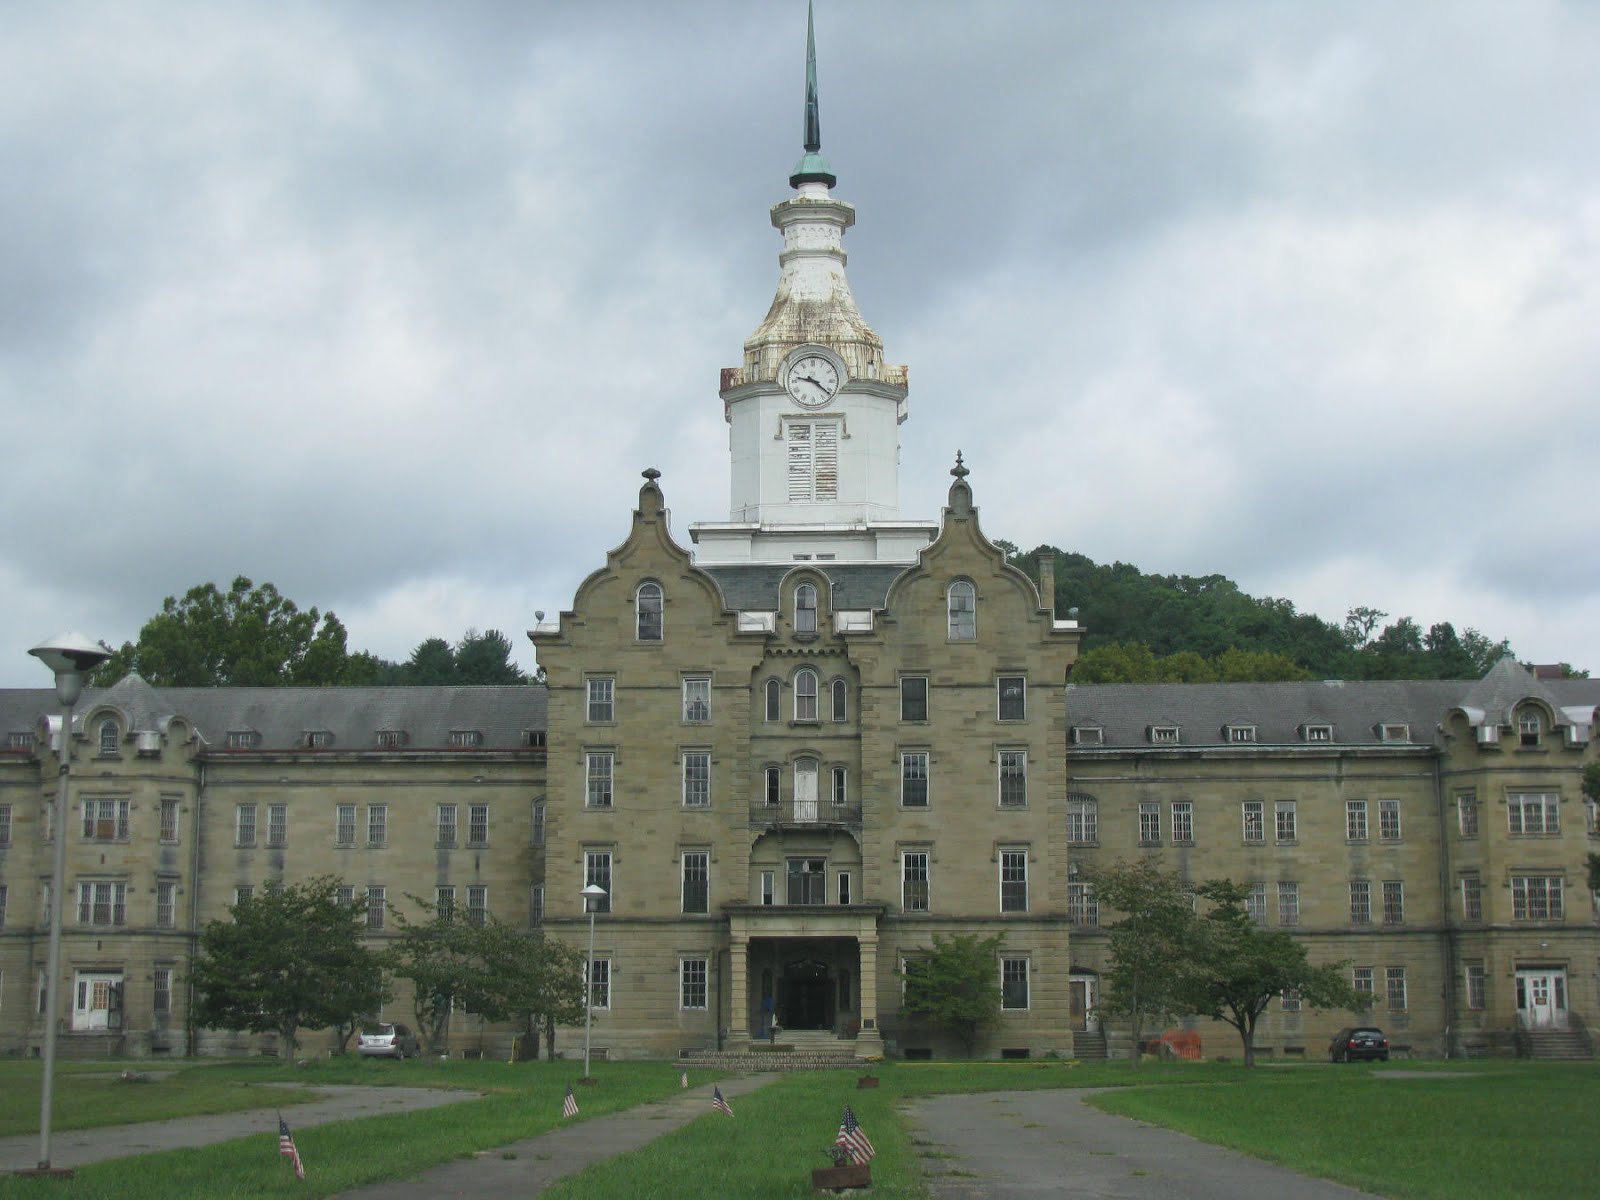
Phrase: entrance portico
[{"left": 726, "top": 905, "right": 885, "bottom": 1058}]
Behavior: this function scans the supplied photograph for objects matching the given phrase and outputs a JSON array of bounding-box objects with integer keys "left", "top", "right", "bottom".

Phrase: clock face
[{"left": 785, "top": 354, "right": 840, "bottom": 407}]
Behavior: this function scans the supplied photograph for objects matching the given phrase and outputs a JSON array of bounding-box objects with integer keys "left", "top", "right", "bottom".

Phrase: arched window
[
  {"left": 830, "top": 678, "right": 848, "bottom": 722},
  {"left": 1518, "top": 709, "right": 1542, "bottom": 747},
  {"left": 831, "top": 765, "right": 848, "bottom": 806},
  {"left": 794, "top": 668, "right": 819, "bottom": 721},
  {"left": 636, "top": 582, "right": 663, "bottom": 641},
  {"left": 794, "top": 583, "right": 818, "bottom": 634},
  {"left": 98, "top": 719, "right": 119, "bottom": 756},
  {"left": 764, "top": 765, "right": 781, "bottom": 806},
  {"left": 948, "top": 580, "right": 976, "bottom": 640},
  {"left": 764, "top": 679, "right": 781, "bottom": 722}
]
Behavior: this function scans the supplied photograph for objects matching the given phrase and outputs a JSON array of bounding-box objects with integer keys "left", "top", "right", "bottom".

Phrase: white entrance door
[
  {"left": 793, "top": 759, "right": 818, "bottom": 823},
  {"left": 1069, "top": 975, "right": 1099, "bottom": 1032},
  {"left": 1516, "top": 970, "right": 1568, "bottom": 1029},
  {"left": 72, "top": 971, "right": 123, "bottom": 1031}
]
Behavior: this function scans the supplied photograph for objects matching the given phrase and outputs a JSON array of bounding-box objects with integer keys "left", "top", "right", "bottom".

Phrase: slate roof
[
  {"left": 0, "top": 679, "right": 547, "bottom": 753},
  {"left": 700, "top": 562, "right": 911, "bottom": 612}
]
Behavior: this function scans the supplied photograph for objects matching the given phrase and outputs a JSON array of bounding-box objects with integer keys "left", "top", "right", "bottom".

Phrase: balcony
[{"left": 749, "top": 801, "right": 863, "bottom": 831}]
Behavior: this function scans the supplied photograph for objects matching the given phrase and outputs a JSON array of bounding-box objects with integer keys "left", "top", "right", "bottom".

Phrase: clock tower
[{"left": 690, "top": 5, "right": 936, "bottom": 565}]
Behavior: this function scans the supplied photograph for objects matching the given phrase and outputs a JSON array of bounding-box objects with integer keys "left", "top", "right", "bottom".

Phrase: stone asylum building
[{"left": 2, "top": 33, "right": 1597, "bottom": 1064}]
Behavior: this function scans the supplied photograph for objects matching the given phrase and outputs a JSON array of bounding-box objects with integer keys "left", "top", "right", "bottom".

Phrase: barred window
[
  {"left": 1382, "top": 880, "right": 1405, "bottom": 925},
  {"left": 1460, "top": 873, "right": 1482, "bottom": 921},
  {"left": 466, "top": 885, "right": 488, "bottom": 926},
  {"left": 366, "top": 804, "right": 387, "bottom": 845},
  {"left": 153, "top": 967, "right": 172, "bottom": 1016},
  {"left": 468, "top": 804, "right": 489, "bottom": 845},
  {"left": 1386, "top": 966, "right": 1407, "bottom": 1010},
  {"left": 1277, "top": 881, "right": 1299, "bottom": 927},
  {"left": 336, "top": 805, "right": 356, "bottom": 846},
  {"left": 1346, "top": 800, "right": 1369, "bottom": 841},
  {"left": 1171, "top": 801, "right": 1194, "bottom": 844},
  {"left": 1068, "top": 796, "right": 1098, "bottom": 844},
  {"left": 1353, "top": 966, "right": 1374, "bottom": 1002},
  {"left": 77, "top": 881, "right": 127, "bottom": 926},
  {"left": 1349, "top": 879, "right": 1372, "bottom": 925},
  {"left": 436, "top": 886, "right": 455, "bottom": 921},
  {"left": 1508, "top": 792, "right": 1559, "bottom": 835},
  {"left": 266, "top": 804, "right": 287, "bottom": 848},
  {"left": 1245, "top": 881, "right": 1267, "bottom": 925},
  {"left": 1457, "top": 792, "right": 1478, "bottom": 838},
  {"left": 366, "top": 886, "right": 386, "bottom": 930},
  {"left": 84, "top": 798, "right": 130, "bottom": 841},
  {"left": 156, "top": 881, "right": 176, "bottom": 928},
  {"left": 235, "top": 804, "right": 257, "bottom": 847},
  {"left": 1379, "top": 799, "right": 1402, "bottom": 841},
  {"left": 159, "top": 797, "right": 179, "bottom": 843},
  {"left": 1242, "top": 801, "right": 1264, "bottom": 843},
  {"left": 1067, "top": 882, "right": 1098, "bottom": 927},
  {"left": 1275, "top": 801, "right": 1296, "bottom": 842},
  {"left": 1139, "top": 802, "right": 1161, "bottom": 845},
  {"left": 438, "top": 804, "right": 458, "bottom": 846},
  {"left": 1511, "top": 875, "right": 1563, "bottom": 920}
]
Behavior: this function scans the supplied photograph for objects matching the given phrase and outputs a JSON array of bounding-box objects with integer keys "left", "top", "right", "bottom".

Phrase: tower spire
[{"left": 789, "top": 1, "right": 837, "bottom": 188}]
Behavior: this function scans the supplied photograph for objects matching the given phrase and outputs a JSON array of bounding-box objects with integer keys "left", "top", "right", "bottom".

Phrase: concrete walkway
[
  {"left": 331, "top": 1073, "right": 781, "bottom": 1199},
  {"left": 909, "top": 1088, "right": 1382, "bottom": 1200},
  {"left": 0, "top": 1084, "right": 478, "bottom": 1173}
]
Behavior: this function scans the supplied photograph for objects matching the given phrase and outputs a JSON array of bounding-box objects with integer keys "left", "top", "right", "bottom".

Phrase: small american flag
[
  {"left": 835, "top": 1105, "right": 875, "bottom": 1164},
  {"left": 562, "top": 1084, "right": 579, "bottom": 1119},
  {"left": 711, "top": 1085, "right": 734, "bottom": 1116},
  {"left": 277, "top": 1113, "right": 305, "bottom": 1180},
  {"left": 680, "top": 1071, "right": 688, "bottom": 1088}
]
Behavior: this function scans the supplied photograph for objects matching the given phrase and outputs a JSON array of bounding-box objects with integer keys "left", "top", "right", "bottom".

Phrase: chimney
[{"left": 1037, "top": 551, "right": 1055, "bottom": 616}]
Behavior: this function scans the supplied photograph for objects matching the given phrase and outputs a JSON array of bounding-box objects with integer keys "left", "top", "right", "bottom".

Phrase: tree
[
  {"left": 899, "top": 933, "right": 1004, "bottom": 1057},
  {"left": 385, "top": 899, "right": 489, "bottom": 1055},
  {"left": 1088, "top": 862, "right": 1199, "bottom": 1070},
  {"left": 1179, "top": 880, "right": 1363, "bottom": 1066},
  {"left": 93, "top": 576, "right": 370, "bottom": 686},
  {"left": 466, "top": 921, "right": 587, "bottom": 1061},
  {"left": 191, "top": 879, "right": 388, "bottom": 1058}
]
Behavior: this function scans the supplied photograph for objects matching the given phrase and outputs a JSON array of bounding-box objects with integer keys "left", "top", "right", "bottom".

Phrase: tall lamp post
[
  {"left": 580, "top": 882, "right": 607, "bottom": 1081},
  {"left": 27, "top": 632, "right": 109, "bottom": 1176}
]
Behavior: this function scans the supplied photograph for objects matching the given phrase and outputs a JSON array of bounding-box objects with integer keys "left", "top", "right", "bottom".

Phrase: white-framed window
[
  {"left": 234, "top": 885, "right": 254, "bottom": 906},
  {"left": 1510, "top": 875, "right": 1563, "bottom": 920},
  {"left": 153, "top": 967, "right": 172, "bottom": 1016},
  {"left": 1139, "top": 802, "right": 1161, "bottom": 845},
  {"left": 786, "top": 420, "right": 839, "bottom": 502},
  {"left": 1275, "top": 800, "right": 1297, "bottom": 842},
  {"left": 1068, "top": 795, "right": 1098, "bottom": 844},
  {"left": 682, "top": 677, "right": 711, "bottom": 723},
  {"left": 76, "top": 881, "right": 127, "bottom": 926},
  {"left": 1379, "top": 723, "right": 1410, "bottom": 743},
  {"left": 1226, "top": 724, "right": 1256, "bottom": 743},
  {"left": 584, "top": 851, "right": 612, "bottom": 912},
  {"left": 39, "top": 881, "right": 51, "bottom": 925},
  {"left": 998, "top": 751, "right": 1027, "bottom": 807},
  {"left": 366, "top": 885, "right": 386, "bottom": 930},
  {"left": 1457, "top": 791, "right": 1478, "bottom": 838},
  {"left": 682, "top": 751, "right": 711, "bottom": 808},
  {"left": 1242, "top": 801, "right": 1264, "bottom": 843},
  {"left": 83, "top": 798, "right": 130, "bottom": 841},
  {"left": 1508, "top": 792, "right": 1559, "bottom": 835},
  {"left": 1386, "top": 966, "right": 1407, "bottom": 1010},
  {"left": 1349, "top": 879, "right": 1372, "bottom": 925},
  {"left": 1171, "top": 800, "right": 1194, "bottom": 844},
  {"left": 901, "top": 850, "right": 930, "bottom": 912},
  {"left": 794, "top": 583, "right": 818, "bottom": 634},
  {"left": 794, "top": 668, "right": 819, "bottom": 721},
  {"left": 306, "top": 729, "right": 334, "bottom": 748},
  {"left": 1346, "top": 799, "right": 1369, "bottom": 841},
  {"left": 586, "top": 677, "right": 614, "bottom": 722},
  {"left": 900, "top": 676, "right": 929, "bottom": 722},
  {"left": 787, "top": 857, "right": 826, "bottom": 905},
  {"left": 466, "top": 885, "right": 488, "bottom": 925},
  {"left": 436, "top": 886, "right": 455, "bottom": 921},
  {"left": 266, "top": 804, "right": 287, "bottom": 848},
  {"left": 226, "top": 730, "right": 260, "bottom": 750},
  {"left": 531, "top": 800, "right": 546, "bottom": 845},
  {"left": 997, "top": 675, "right": 1025, "bottom": 720},
  {"left": 158, "top": 797, "right": 179, "bottom": 843},
  {"left": 682, "top": 851, "right": 709, "bottom": 914},
  {"left": 1067, "top": 882, "right": 1098, "bottom": 927},
  {"left": 448, "top": 729, "right": 482, "bottom": 748},
  {"left": 468, "top": 804, "right": 489, "bottom": 845},
  {"left": 1383, "top": 880, "right": 1405, "bottom": 925},
  {"left": 1518, "top": 709, "right": 1542, "bottom": 746},
  {"left": 375, "top": 729, "right": 407, "bottom": 749},
  {"left": 830, "top": 679, "right": 847, "bottom": 722},
  {"left": 901, "top": 751, "right": 929, "bottom": 807},
  {"left": 1303, "top": 723, "right": 1332, "bottom": 742},
  {"left": 1379, "top": 799, "right": 1402, "bottom": 841},
  {"left": 367, "top": 804, "right": 388, "bottom": 846},
  {"left": 588, "top": 958, "right": 611, "bottom": 1009},
  {"left": 680, "top": 958, "right": 708, "bottom": 1009},
  {"left": 1353, "top": 966, "right": 1374, "bottom": 1004},
  {"left": 235, "top": 804, "right": 257, "bottom": 847},
  {"left": 98, "top": 719, "right": 119, "bottom": 756},
  {"left": 636, "top": 581, "right": 663, "bottom": 641},
  {"left": 1460, "top": 873, "right": 1482, "bottom": 921},
  {"left": 1246, "top": 881, "right": 1267, "bottom": 925},
  {"left": 336, "top": 884, "right": 355, "bottom": 907},
  {"left": 948, "top": 580, "right": 976, "bottom": 640},
  {"left": 999, "top": 849, "right": 1028, "bottom": 913},
  {"left": 336, "top": 805, "right": 356, "bottom": 846},
  {"left": 760, "top": 870, "right": 775, "bottom": 906},
  {"left": 1000, "top": 957, "right": 1029, "bottom": 1010},
  {"left": 586, "top": 751, "right": 614, "bottom": 808},
  {"left": 1149, "top": 725, "right": 1179, "bottom": 744},
  {"left": 1277, "top": 881, "right": 1299, "bottom": 926},
  {"left": 831, "top": 765, "right": 848, "bottom": 807},
  {"left": 156, "top": 880, "right": 176, "bottom": 928},
  {"left": 1465, "top": 963, "right": 1486, "bottom": 1010},
  {"left": 764, "top": 679, "right": 780, "bottom": 722},
  {"left": 1072, "top": 726, "right": 1104, "bottom": 746},
  {"left": 437, "top": 804, "right": 458, "bottom": 846},
  {"left": 1280, "top": 989, "right": 1302, "bottom": 1012}
]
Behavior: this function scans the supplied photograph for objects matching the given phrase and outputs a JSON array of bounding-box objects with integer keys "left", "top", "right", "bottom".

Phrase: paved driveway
[{"left": 908, "top": 1088, "right": 1382, "bottom": 1200}]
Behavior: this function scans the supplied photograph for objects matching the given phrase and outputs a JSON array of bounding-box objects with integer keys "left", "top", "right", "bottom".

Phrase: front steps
[
  {"left": 1517, "top": 1028, "right": 1595, "bottom": 1061},
  {"left": 682, "top": 1028, "right": 865, "bottom": 1072}
]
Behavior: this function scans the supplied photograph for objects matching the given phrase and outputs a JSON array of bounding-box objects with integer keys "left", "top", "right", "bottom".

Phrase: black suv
[{"left": 1329, "top": 1026, "right": 1389, "bottom": 1062}]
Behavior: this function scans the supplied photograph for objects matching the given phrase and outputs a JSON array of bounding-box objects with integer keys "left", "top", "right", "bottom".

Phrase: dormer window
[
  {"left": 304, "top": 730, "right": 334, "bottom": 749},
  {"left": 1149, "top": 725, "right": 1180, "bottom": 744},
  {"left": 449, "top": 730, "right": 483, "bottom": 748},
  {"left": 1518, "top": 710, "right": 1541, "bottom": 747},
  {"left": 794, "top": 583, "right": 818, "bottom": 634},
  {"left": 1225, "top": 725, "right": 1256, "bottom": 744},
  {"left": 6, "top": 731, "right": 35, "bottom": 751},
  {"left": 948, "top": 581, "right": 976, "bottom": 640},
  {"left": 376, "top": 729, "right": 409, "bottom": 749},
  {"left": 522, "top": 729, "right": 547, "bottom": 749},
  {"left": 636, "top": 581, "right": 663, "bottom": 642},
  {"left": 1302, "top": 724, "right": 1333, "bottom": 742},
  {"left": 225, "top": 730, "right": 261, "bottom": 750},
  {"left": 1378, "top": 724, "right": 1410, "bottom": 743},
  {"left": 1071, "top": 726, "right": 1104, "bottom": 746},
  {"left": 98, "top": 719, "right": 119, "bottom": 756}
]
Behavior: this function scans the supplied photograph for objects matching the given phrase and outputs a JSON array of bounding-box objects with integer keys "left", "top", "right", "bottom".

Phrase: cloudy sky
[{"left": 3, "top": 0, "right": 1597, "bottom": 687}]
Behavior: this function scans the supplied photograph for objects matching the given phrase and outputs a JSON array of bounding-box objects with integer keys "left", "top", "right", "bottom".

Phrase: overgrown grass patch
[
  {"left": 1089, "top": 1061, "right": 1600, "bottom": 1199},
  {"left": 0, "top": 1060, "right": 711, "bottom": 1200}
]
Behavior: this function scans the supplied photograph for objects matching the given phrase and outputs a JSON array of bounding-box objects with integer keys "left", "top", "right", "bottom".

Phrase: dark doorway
[{"left": 781, "top": 958, "right": 831, "bottom": 1030}]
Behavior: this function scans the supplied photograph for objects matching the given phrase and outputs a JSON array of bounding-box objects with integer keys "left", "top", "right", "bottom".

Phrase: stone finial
[
  {"left": 642, "top": 468, "right": 661, "bottom": 482},
  {"left": 951, "top": 451, "right": 969, "bottom": 480}
]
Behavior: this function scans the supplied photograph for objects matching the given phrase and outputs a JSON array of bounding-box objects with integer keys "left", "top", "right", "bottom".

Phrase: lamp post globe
[
  {"left": 27, "top": 633, "right": 109, "bottom": 1175},
  {"left": 580, "top": 883, "right": 607, "bottom": 1081}
]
